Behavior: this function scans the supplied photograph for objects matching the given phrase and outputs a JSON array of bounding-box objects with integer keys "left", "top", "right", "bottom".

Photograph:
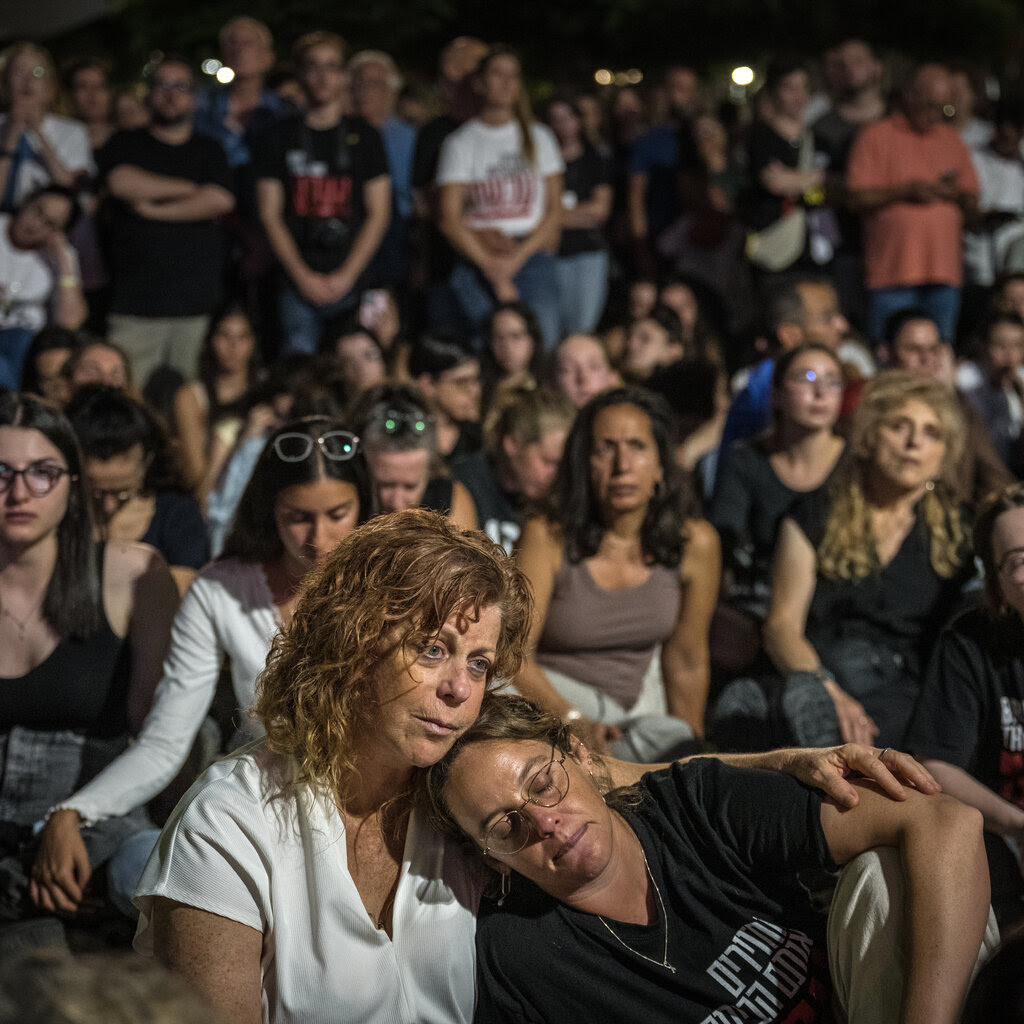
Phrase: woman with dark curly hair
[{"left": 514, "top": 386, "right": 720, "bottom": 754}]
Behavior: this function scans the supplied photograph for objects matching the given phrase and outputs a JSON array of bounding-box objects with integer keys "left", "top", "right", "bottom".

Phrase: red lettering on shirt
[{"left": 292, "top": 175, "right": 353, "bottom": 219}]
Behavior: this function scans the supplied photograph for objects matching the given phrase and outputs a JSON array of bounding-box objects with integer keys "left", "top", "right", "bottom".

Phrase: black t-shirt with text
[
  {"left": 254, "top": 113, "right": 388, "bottom": 273},
  {"left": 474, "top": 761, "right": 836, "bottom": 1024}
]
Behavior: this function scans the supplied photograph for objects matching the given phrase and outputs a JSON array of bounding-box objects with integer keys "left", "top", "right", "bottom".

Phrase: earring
[
  {"left": 498, "top": 871, "right": 511, "bottom": 907},
  {"left": 925, "top": 480, "right": 935, "bottom": 492}
]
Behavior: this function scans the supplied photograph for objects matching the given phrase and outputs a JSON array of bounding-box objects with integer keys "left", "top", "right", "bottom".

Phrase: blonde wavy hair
[
  {"left": 818, "top": 371, "right": 966, "bottom": 581},
  {"left": 254, "top": 509, "right": 533, "bottom": 806}
]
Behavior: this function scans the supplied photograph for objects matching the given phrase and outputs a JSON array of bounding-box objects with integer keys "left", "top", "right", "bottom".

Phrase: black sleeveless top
[{"left": 0, "top": 545, "right": 131, "bottom": 737}]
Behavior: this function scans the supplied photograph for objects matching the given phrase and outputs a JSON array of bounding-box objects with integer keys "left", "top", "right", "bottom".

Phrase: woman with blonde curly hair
[{"left": 754, "top": 370, "right": 972, "bottom": 749}]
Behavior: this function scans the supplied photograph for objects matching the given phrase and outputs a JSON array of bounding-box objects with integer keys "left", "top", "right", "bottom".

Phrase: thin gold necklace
[{"left": 597, "top": 843, "right": 676, "bottom": 974}]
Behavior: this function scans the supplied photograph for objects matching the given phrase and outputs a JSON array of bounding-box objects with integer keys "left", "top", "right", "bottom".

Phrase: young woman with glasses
[
  {"left": 426, "top": 693, "right": 991, "bottom": 1024},
  {"left": 0, "top": 392, "right": 178, "bottom": 927},
  {"left": 29, "top": 416, "right": 371, "bottom": 920},
  {"left": 130, "top": 508, "right": 931, "bottom": 1023}
]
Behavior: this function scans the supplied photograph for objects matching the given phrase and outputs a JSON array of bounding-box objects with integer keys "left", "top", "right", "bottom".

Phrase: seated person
[
  {"left": 515, "top": 387, "right": 719, "bottom": 753},
  {"left": 709, "top": 343, "right": 845, "bottom": 672},
  {"left": 61, "top": 340, "right": 132, "bottom": 396},
  {"left": 425, "top": 693, "right": 991, "bottom": 1024},
  {"left": 552, "top": 332, "right": 619, "bottom": 410},
  {"left": 409, "top": 333, "right": 483, "bottom": 463},
  {"left": 715, "top": 372, "right": 972, "bottom": 751},
  {"left": 619, "top": 303, "right": 686, "bottom": 382},
  {"left": 907, "top": 481, "right": 1024, "bottom": 929},
  {"left": 961, "top": 312, "right": 1024, "bottom": 477},
  {"left": 349, "top": 382, "right": 477, "bottom": 529},
  {"left": 452, "top": 385, "right": 574, "bottom": 553},
  {"left": 66, "top": 385, "right": 208, "bottom": 595}
]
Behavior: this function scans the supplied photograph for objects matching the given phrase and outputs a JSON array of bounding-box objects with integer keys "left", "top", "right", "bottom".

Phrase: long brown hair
[{"left": 474, "top": 46, "right": 537, "bottom": 165}]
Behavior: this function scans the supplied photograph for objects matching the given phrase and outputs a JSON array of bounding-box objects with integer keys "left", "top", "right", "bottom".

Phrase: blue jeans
[
  {"left": 868, "top": 284, "right": 961, "bottom": 344},
  {"left": 0, "top": 327, "right": 35, "bottom": 392},
  {"left": 555, "top": 250, "right": 609, "bottom": 336},
  {"left": 450, "top": 251, "right": 561, "bottom": 350},
  {"left": 278, "top": 281, "right": 358, "bottom": 356},
  {"left": 106, "top": 827, "right": 160, "bottom": 920}
]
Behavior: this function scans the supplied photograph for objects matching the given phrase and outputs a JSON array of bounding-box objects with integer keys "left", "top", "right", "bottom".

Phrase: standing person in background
[
  {"left": 410, "top": 35, "right": 489, "bottom": 335},
  {"left": 194, "top": 17, "right": 285, "bottom": 337},
  {"left": 0, "top": 43, "right": 93, "bottom": 211},
  {"left": 194, "top": 18, "right": 281, "bottom": 183},
  {"left": 256, "top": 32, "right": 391, "bottom": 357},
  {"left": 62, "top": 58, "right": 115, "bottom": 153},
  {"left": 98, "top": 57, "right": 234, "bottom": 393},
  {"left": 811, "top": 39, "right": 887, "bottom": 331},
  {"left": 847, "top": 64, "right": 979, "bottom": 344},
  {"left": 626, "top": 66, "right": 701, "bottom": 280},
  {"left": 437, "top": 46, "right": 563, "bottom": 349},
  {"left": 349, "top": 50, "right": 416, "bottom": 291},
  {"left": 547, "top": 98, "right": 612, "bottom": 336}
]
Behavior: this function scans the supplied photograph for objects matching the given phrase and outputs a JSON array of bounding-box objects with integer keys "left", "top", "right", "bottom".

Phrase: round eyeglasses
[
  {"left": 0, "top": 461, "right": 75, "bottom": 496},
  {"left": 483, "top": 750, "right": 570, "bottom": 857},
  {"left": 272, "top": 430, "right": 359, "bottom": 463}
]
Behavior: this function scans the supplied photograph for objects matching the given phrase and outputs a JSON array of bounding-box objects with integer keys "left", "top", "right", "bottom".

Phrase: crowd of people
[{"left": 1, "top": 17, "right": 1024, "bottom": 1024}]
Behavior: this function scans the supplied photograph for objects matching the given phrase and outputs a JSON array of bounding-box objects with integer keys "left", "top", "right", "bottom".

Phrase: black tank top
[{"left": 0, "top": 545, "right": 131, "bottom": 736}]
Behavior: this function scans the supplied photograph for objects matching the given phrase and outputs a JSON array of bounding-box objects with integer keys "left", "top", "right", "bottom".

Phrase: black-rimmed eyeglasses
[
  {"left": 272, "top": 430, "right": 359, "bottom": 463},
  {"left": 483, "top": 749, "right": 570, "bottom": 857}
]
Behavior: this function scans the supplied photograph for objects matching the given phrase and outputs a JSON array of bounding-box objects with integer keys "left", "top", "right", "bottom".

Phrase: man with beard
[{"left": 98, "top": 57, "right": 234, "bottom": 391}]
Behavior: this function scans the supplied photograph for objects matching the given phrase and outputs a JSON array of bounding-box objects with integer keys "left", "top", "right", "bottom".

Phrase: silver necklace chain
[
  {"left": 597, "top": 844, "right": 676, "bottom": 974},
  {"left": 1, "top": 597, "right": 43, "bottom": 642}
]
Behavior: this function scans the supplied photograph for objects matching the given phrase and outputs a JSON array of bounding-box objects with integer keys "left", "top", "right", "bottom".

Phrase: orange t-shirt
[{"left": 846, "top": 114, "right": 979, "bottom": 289}]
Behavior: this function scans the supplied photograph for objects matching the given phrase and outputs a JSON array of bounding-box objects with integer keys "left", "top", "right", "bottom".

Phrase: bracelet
[
  {"left": 810, "top": 666, "right": 834, "bottom": 686},
  {"left": 59, "top": 275, "right": 80, "bottom": 289},
  {"left": 562, "top": 708, "right": 584, "bottom": 724}
]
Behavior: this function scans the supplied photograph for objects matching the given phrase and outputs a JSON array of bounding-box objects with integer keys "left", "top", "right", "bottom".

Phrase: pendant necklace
[
  {"left": 597, "top": 843, "right": 676, "bottom": 974},
  {"left": 1, "top": 595, "right": 43, "bottom": 642}
]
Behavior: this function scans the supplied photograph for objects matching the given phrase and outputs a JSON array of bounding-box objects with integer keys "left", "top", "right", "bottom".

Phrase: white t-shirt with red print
[{"left": 436, "top": 118, "right": 563, "bottom": 237}]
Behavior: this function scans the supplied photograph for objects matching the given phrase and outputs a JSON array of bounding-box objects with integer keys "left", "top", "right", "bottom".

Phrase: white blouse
[{"left": 134, "top": 744, "right": 485, "bottom": 1023}]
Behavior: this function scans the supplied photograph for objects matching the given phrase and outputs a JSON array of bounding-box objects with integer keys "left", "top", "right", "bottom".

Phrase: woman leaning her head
[
  {"left": 819, "top": 370, "right": 967, "bottom": 582},
  {"left": 255, "top": 508, "right": 533, "bottom": 803}
]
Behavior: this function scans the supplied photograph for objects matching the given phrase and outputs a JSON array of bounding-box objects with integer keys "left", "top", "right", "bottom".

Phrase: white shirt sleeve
[{"left": 55, "top": 571, "right": 229, "bottom": 825}]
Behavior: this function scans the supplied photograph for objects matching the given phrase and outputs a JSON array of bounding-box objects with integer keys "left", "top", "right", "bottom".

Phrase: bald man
[{"left": 847, "top": 63, "right": 979, "bottom": 344}]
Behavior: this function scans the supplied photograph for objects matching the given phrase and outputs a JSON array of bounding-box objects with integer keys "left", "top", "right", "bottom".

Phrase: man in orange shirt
[{"left": 847, "top": 64, "right": 978, "bottom": 345}]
